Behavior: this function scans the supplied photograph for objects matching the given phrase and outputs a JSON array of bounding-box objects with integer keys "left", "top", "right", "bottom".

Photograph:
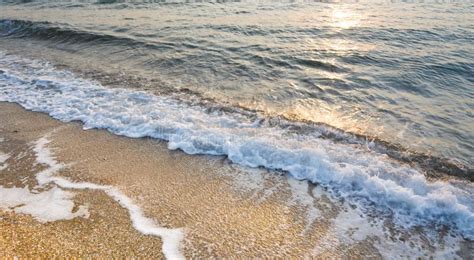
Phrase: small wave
[
  {"left": 292, "top": 57, "right": 348, "bottom": 73},
  {"left": 0, "top": 52, "right": 473, "bottom": 239},
  {"left": 0, "top": 19, "right": 152, "bottom": 48}
]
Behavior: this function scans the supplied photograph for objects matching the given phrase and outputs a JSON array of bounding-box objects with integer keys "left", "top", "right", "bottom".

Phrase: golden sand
[
  {"left": 0, "top": 102, "right": 360, "bottom": 258},
  {"left": 2, "top": 101, "right": 469, "bottom": 258}
]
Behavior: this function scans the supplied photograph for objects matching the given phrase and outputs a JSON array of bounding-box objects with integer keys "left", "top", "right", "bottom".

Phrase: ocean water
[
  {"left": 0, "top": 0, "right": 473, "bottom": 255},
  {"left": 0, "top": 0, "right": 473, "bottom": 168}
]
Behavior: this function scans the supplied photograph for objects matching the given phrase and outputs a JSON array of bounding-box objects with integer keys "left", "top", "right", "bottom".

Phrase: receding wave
[
  {"left": 0, "top": 52, "right": 473, "bottom": 239},
  {"left": 0, "top": 19, "right": 471, "bottom": 180}
]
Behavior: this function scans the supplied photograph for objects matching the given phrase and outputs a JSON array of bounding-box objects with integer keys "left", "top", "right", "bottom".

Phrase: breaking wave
[{"left": 0, "top": 52, "right": 473, "bottom": 239}]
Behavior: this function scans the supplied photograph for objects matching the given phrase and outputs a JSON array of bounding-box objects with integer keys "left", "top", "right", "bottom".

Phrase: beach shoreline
[
  {"left": 0, "top": 102, "right": 337, "bottom": 258},
  {"left": 1, "top": 1, "right": 473, "bottom": 258},
  {"left": 0, "top": 101, "right": 472, "bottom": 258}
]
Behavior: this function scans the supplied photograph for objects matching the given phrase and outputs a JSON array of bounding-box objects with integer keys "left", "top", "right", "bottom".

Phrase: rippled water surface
[
  {"left": 1, "top": 1, "right": 474, "bottom": 256},
  {"left": 0, "top": 0, "right": 473, "bottom": 166}
]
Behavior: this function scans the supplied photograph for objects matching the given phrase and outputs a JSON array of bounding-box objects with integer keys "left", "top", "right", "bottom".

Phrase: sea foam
[
  {"left": 0, "top": 186, "right": 89, "bottom": 222},
  {"left": 0, "top": 52, "right": 473, "bottom": 239},
  {"left": 0, "top": 152, "right": 8, "bottom": 171},
  {"left": 33, "top": 134, "right": 185, "bottom": 260},
  {"left": 0, "top": 124, "right": 184, "bottom": 259}
]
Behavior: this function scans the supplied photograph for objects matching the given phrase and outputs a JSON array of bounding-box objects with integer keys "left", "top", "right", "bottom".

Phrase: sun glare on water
[{"left": 331, "top": 9, "right": 360, "bottom": 28}]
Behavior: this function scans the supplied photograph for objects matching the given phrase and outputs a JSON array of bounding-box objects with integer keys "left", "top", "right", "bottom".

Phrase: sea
[{"left": 0, "top": 0, "right": 473, "bottom": 258}]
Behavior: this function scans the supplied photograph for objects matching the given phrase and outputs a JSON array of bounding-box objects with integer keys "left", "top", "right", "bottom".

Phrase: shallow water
[
  {"left": 0, "top": 0, "right": 473, "bottom": 257},
  {"left": 0, "top": 0, "right": 473, "bottom": 167},
  {"left": 0, "top": 103, "right": 472, "bottom": 258}
]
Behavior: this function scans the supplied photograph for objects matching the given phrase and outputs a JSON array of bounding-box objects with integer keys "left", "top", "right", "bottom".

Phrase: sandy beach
[
  {"left": 1, "top": 101, "right": 472, "bottom": 258},
  {"left": 1, "top": 1, "right": 473, "bottom": 258},
  {"left": 0, "top": 101, "right": 345, "bottom": 258}
]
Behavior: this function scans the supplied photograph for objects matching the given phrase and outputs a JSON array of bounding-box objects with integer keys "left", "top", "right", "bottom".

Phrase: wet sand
[
  {"left": 0, "top": 102, "right": 332, "bottom": 258},
  {"left": 0, "top": 102, "right": 166, "bottom": 258},
  {"left": 0, "top": 101, "right": 471, "bottom": 258}
]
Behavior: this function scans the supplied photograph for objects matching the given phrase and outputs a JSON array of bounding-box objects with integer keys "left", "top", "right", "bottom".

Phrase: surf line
[{"left": 33, "top": 131, "right": 185, "bottom": 260}]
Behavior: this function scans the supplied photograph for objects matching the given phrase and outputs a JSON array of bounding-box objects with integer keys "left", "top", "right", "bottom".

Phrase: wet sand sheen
[
  {"left": 0, "top": 103, "right": 166, "bottom": 258},
  {"left": 0, "top": 102, "right": 344, "bottom": 258},
  {"left": 0, "top": 101, "right": 471, "bottom": 258}
]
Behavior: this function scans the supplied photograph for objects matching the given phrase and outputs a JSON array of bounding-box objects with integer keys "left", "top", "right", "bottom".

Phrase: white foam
[
  {"left": 0, "top": 153, "right": 7, "bottom": 162},
  {"left": 0, "top": 134, "right": 89, "bottom": 222},
  {"left": 0, "top": 186, "right": 89, "bottom": 222},
  {"left": 0, "top": 52, "right": 473, "bottom": 239},
  {"left": 33, "top": 135, "right": 184, "bottom": 260},
  {"left": 312, "top": 203, "right": 463, "bottom": 259},
  {"left": 33, "top": 135, "right": 65, "bottom": 186},
  {"left": 223, "top": 165, "right": 275, "bottom": 202},
  {"left": 0, "top": 152, "right": 9, "bottom": 171},
  {"left": 287, "top": 178, "right": 320, "bottom": 232}
]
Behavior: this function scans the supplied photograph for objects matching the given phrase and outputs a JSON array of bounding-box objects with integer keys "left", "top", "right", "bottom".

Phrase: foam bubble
[
  {"left": 0, "top": 152, "right": 9, "bottom": 171},
  {"left": 0, "top": 128, "right": 185, "bottom": 259},
  {"left": 33, "top": 134, "right": 184, "bottom": 260},
  {"left": 0, "top": 134, "right": 89, "bottom": 222},
  {"left": 287, "top": 178, "right": 320, "bottom": 232},
  {"left": 312, "top": 203, "right": 464, "bottom": 259},
  {"left": 0, "top": 186, "right": 89, "bottom": 222},
  {"left": 0, "top": 52, "right": 473, "bottom": 239}
]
